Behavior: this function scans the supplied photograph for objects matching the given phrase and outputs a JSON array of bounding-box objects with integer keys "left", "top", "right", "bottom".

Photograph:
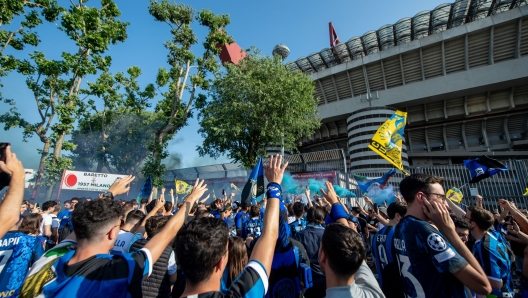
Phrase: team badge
[{"left": 427, "top": 233, "right": 447, "bottom": 251}]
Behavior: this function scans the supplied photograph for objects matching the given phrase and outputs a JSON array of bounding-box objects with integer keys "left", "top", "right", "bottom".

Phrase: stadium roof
[{"left": 287, "top": 0, "right": 527, "bottom": 74}]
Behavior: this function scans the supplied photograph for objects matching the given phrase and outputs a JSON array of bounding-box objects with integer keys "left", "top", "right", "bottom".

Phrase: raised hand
[
  {"left": 423, "top": 198, "right": 454, "bottom": 231},
  {"left": 108, "top": 175, "right": 135, "bottom": 196},
  {"left": 498, "top": 199, "right": 515, "bottom": 211},
  {"left": 264, "top": 154, "right": 289, "bottom": 184},
  {"left": 0, "top": 145, "right": 24, "bottom": 177},
  {"left": 186, "top": 179, "right": 208, "bottom": 204},
  {"left": 320, "top": 181, "right": 339, "bottom": 205}
]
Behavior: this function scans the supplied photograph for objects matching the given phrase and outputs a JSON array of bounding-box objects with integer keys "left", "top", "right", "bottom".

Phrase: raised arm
[
  {"left": 169, "top": 189, "right": 174, "bottom": 205},
  {"left": 144, "top": 179, "right": 208, "bottom": 263},
  {"left": 446, "top": 197, "right": 466, "bottom": 218},
  {"left": 320, "top": 181, "right": 348, "bottom": 226},
  {"left": 305, "top": 187, "right": 313, "bottom": 209},
  {"left": 0, "top": 146, "right": 25, "bottom": 239},
  {"left": 499, "top": 199, "right": 528, "bottom": 232},
  {"left": 249, "top": 154, "right": 288, "bottom": 275},
  {"left": 476, "top": 195, "right": 483, "bottom": 208}
]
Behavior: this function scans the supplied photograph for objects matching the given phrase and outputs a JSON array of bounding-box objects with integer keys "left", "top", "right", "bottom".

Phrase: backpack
[{"left": 58, "top": 216, "right": 74, "bottom": 242}]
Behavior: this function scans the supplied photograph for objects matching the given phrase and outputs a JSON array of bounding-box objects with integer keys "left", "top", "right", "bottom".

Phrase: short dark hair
[
  {"left": 321, "top": 224, "right": 366, "bottom": 278},
  {"left": 145, "top": 216, "right": 170, "bottom": 238},
  {"left": 164, "top": 202, "right": 173, "bottom": 213},
  {"left": 125, "top": 210, "right": 145, "bottom": 225},
  {"left": 451, "top": 214, "right": 472, "bottom": 230},
  {"left": 387, "top": 202, "right": 407, "bottom": 220},
  {"left": 64, "top": 200, "right": 71, "bottom": 204},
  {"left": 146, "top": 200, "right": 164, "bottom": 214},
  {"left": 71, "top": 200, "right": 123, "bottom": 241},
  {"left": 249, "top": 205, "right": 260, "bottom": 217},
  {"left": 467, "top": 206, "right": 494, "bottom": 231},
  {"left": 351, "top": 207, "right": 361, "bottom": 214},
  {"left": 140, "top": 198, "right": 148, "bottom": 205},
  {"left": 292, "top": 202, "right": 304, "bottom": 217},
  {"left": 175, "top": 217, "right": 229, "bottom": 285},
  {"left": 70, "top": 197, "right": 79, "bottom": 203},
  {"left": 195, "top": 209, "right": 212, "bottom": 219},
  {"left": 42, "top": 200, "right": 57, "bottom": 211},
  {"left": 399, "top": 173, "right": 445, "bottom": 204},
  {"left": 307, "top": 206, "right": 326, "bottom": 225}
]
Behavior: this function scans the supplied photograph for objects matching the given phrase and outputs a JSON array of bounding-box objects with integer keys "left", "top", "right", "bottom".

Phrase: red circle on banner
[{"left": 65, "top": 174, "right": 77, "bottom": 187}]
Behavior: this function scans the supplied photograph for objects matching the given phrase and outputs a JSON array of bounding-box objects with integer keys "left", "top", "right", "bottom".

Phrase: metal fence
[{"left": 347, "top": 159, "right": 528, "bottom": 210}]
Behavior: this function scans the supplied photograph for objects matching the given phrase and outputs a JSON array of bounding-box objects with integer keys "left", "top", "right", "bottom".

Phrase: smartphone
[
  {"left": 0, "top": 143, "right": 11, "bottom": 191},
  {"left": 373, "top": 203, "right": 379, "bottom": 214},
  {"left": 0, "top": 143, "right": 9, "bottom": 162}
]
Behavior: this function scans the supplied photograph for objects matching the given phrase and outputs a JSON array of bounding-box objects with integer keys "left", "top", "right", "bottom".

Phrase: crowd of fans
[{"left": 1, "top": 145, "right": 528, "bottom": 297}]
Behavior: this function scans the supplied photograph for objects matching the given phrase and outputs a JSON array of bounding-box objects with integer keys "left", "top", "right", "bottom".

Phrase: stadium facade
[{"left": 287, "top": 1, "right": 528, "bottom": 173}]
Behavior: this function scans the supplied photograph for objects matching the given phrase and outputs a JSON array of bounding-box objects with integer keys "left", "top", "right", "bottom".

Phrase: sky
[{"left": 1, "top": 0, "right": 449, "bottom": 171}]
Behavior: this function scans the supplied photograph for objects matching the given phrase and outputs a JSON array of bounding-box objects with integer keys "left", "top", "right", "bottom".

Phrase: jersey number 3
[
  {"left": 0, "top": 250, "right": 13, "bottom": 273},
  {"left": 397, "top": 254, "right": 425, "bottom": 297}
]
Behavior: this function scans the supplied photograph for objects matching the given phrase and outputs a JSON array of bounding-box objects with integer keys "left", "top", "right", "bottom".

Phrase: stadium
[{"left": 166, "top": 1, "right": 528, "bottom": 208}]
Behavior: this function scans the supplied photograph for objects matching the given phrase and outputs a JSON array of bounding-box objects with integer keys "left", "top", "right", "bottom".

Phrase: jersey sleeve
[
  {"left": 417, "top": 223, "right": 468, "bottom": 275},
  {"left": 480, "top": 240, "right": 503, "bottom": 282},
  {"left": 227, "top": 260, "right": 268, "bottom": 297},
  {"left": 127, "top": 247, "right": 153, "bottom": 285}
]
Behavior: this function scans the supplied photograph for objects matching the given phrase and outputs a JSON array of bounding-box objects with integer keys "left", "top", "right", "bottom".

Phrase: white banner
[
  {"left": 60, "top": 170, "right": 127, "bottom": 192},
  {"left": 469, "top": 187, "right": 479, "bottom": 196}
]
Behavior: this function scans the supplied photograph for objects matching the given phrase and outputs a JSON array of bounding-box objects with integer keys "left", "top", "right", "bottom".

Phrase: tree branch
[{"left": 1, "top": 26, "right": 24, "bottom": 54}]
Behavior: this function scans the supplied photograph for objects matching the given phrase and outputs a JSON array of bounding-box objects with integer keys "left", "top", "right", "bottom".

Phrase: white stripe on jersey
[{"left": 247, "top": 260, "right": 268, "bottom": 294}]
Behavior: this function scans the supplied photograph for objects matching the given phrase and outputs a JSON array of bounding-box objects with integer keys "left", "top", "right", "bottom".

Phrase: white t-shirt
[
  {"left": 40, "top": 213, "right": 53, "bottom": 236},
  {"left": 112, "top": 230, "right": 143, "bottom": 254},
  {"left": 325, "top": 262, "right": 385, "bottom": 298}
]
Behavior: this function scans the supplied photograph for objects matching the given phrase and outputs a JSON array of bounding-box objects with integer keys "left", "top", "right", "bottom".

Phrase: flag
[
  {"left": 368, "top": 110, "right": 409, "bottom": 175},
  {"left": 230, "top": 183, "right": 240, "bottom": 191},
  {"left": 241, "top": 157, "right": 264, "bottom": 208},
  {"left": 524, "top": 188, "right": 528, "bottom": 196},
  {"left": 447, "top": 187, "right": 464, "bottom": 204},
  {"left": 175, "top": 180, "right": 192, "bottom": 194},
  {"left": 140, "top": 175, "right": 152, "bottom": 199},
  {"left": 212, "top": 190, "right": 217, "bottom": 200},
  {"left": 463, "top": 156, "right": 508, "bottom": 183},
  {"left": 353, "top": 169, "right": 396, "bottom": 204}
]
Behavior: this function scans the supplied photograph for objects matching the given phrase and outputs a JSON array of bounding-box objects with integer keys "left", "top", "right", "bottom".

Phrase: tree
[
  {"left": 142, "top": 0, "right": 232, "bottom": 187},
  {"left": 0, "top": 0, "right": 129, "bottom": 199},
  {"left": 196, "top": 51, "right": 321, "bottom": 168},
  {"left": 70, "top": 66, "right": 157, "bottom": 175}
]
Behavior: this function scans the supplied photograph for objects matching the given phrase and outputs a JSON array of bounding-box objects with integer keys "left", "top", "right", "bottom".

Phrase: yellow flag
[
  {"left": 524, "top": 188, "right": 528, "bottom": 196},
  {"left": 368, "top": 110, "right": 409, "bottom": 176},
  {"left": 212, "top": 190, "right": 217, "bottom": 200},
  {"left": 175, "top": 180, "right": 192, "bottom": 194},
  {"left": 447, "top": 187, "right": 464, "bottom": 204},
  {"left": 230, "top": 183, "right": 240, "bottom": 191}
]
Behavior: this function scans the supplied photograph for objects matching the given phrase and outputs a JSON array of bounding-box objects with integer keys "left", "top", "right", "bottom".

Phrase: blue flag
[
  {"left": 353, "top": 169, "right": 396, "bottom": 193},
  {"left": 464, "top": 156, "right": 507, "bottom": 183},
  {"left": 140, "top": 175, "right": 153, "bottom": 199},
  {"left": 241, "top": 157, "right": 264, "bottom": 208}
]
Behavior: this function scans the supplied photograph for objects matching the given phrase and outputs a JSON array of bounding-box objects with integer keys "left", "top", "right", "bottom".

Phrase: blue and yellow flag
[
  {"left": 175, "top": 180, "right": 192, "bottom": 194},
  {"left": 368, "top": 110, "right": 409, "bottom": 176},
  {"left": 447, "top": 187, "right": 464, "bottom": 204}
]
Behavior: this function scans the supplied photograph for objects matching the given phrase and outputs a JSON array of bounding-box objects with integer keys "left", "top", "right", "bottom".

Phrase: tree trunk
[
  {"left": 33, "top": 140, "right": 51, "bottom": 201},
  {"left": 45, "top": 184, "right": 54, "bottom": 201}
]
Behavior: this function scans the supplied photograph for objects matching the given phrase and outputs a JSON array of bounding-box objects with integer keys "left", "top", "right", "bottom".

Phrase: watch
[{"left": 101, "top": 192, "right": 114, "bottom": 200}]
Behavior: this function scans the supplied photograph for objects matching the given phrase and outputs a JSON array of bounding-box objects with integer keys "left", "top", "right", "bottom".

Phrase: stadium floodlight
[{"left": 273, "top": 44, "right": 290, "bottom": 60}]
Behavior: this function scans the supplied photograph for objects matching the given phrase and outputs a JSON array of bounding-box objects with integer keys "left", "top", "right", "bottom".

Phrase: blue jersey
[
  {"left": 393, "top": 216, "right": 469, "bottom": 298},
  {"left": 235, "top": 211, "right": 249, "bottom": 238},
  {"left": 245, "top": 217, "right": 262, "bottom": 238},
  {"left": 41, "top": 248, "right": 151, "bottom": 297},
  {"left": 372, "top": 226, "right": 395, "bottom": 287},
  {"left": 56, "top": 209, "right": 71, "bottom": 221},
  {"left": 472, "top": 230, "right": 514, "bottom": 297},
  {"left": 0, "top": 231, "right": 44, "bottom": 297},
  {"left": 289, "top": 218, "right": 306, "bottom": 237}
]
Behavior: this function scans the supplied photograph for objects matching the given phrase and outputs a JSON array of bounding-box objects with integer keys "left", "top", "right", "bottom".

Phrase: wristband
[
  {"left": 266, "top": 183, "right": 282, "bottom": 200},
  {"left": 325, "top": 203, "right": 350, "bottom": 225}
]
